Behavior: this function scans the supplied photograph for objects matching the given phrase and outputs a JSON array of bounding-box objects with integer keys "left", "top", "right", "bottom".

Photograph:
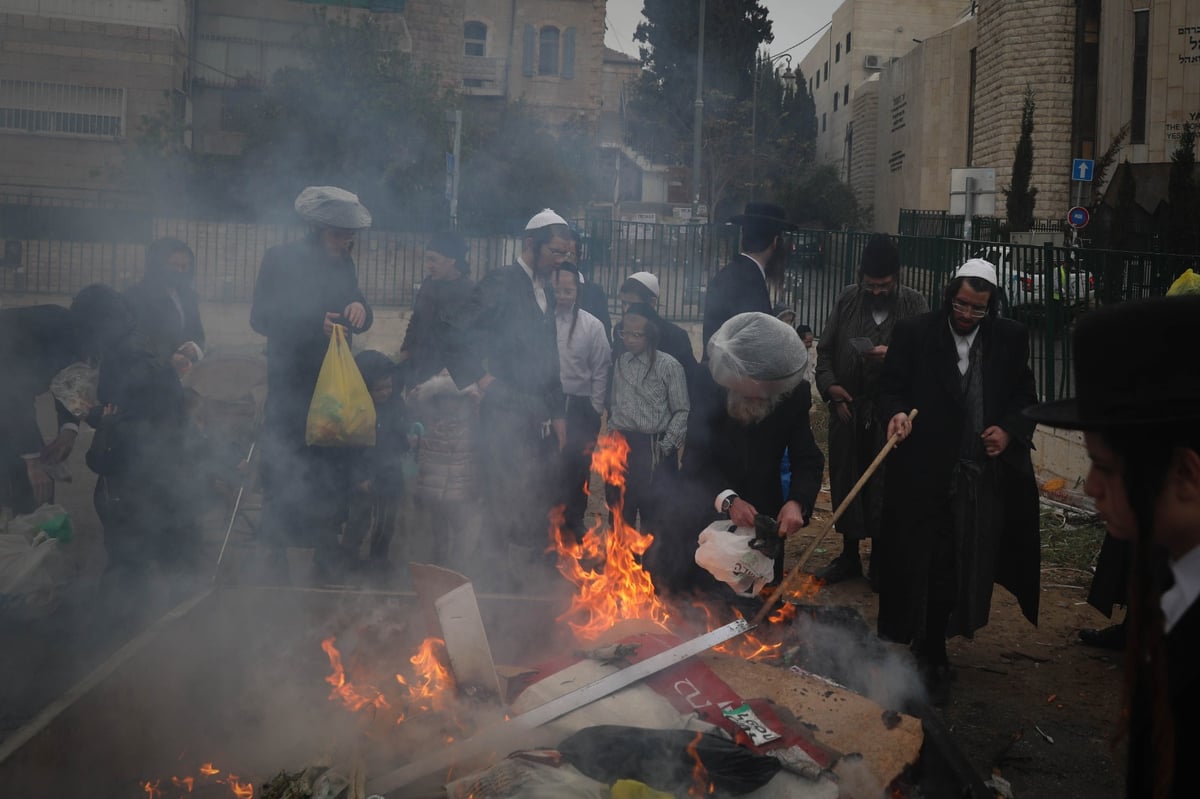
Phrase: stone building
[{"left": 0, "top": 0, "right": 191, "bottom": 204}]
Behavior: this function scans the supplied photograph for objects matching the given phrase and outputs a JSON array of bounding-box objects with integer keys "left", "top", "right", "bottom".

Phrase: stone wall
[
  {"left": 848, "top": 78, "right": 879, "bottom": 222},
  {"left": 973, "top": 0, "right": 1075, "bottom": 217}
]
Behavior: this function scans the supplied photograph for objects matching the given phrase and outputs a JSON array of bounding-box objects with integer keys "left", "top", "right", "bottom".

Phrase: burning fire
[
  {"left": 396, "top": 636, "right": 455, "bottom": 713},
  {"left": 551, "top": 432, "right": 671, "bottom": 640},
  {"left": 685, "top": 730, "right": 715, "bottom": 796},
  {"left": 140, "top": 761, "right": 253, "bottom": 798},
  {"left": 321, "top": 636, "right": 390, "bottom": 712}
]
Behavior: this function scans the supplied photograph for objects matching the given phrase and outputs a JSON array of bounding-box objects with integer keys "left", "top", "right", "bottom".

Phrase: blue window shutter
[
  {"left": 563, "top": 27, "right": 576, "bottom": 79},
  {"left": 522, "top": 25, "right": 535, "bottom": 76}
]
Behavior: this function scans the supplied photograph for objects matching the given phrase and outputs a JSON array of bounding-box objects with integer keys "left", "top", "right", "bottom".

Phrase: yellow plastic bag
[
  {"left": 1167, "top": 268, "right": 1200, "bottom": 296},
  {"left": 305, "top": 324, "right": 376, "bottom": 446}
]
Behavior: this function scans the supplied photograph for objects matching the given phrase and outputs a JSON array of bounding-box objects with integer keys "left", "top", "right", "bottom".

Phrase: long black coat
[
  {"left": 124, "top": 278, "right": 205, "bottom": 364},
  {"left": 250, "top": 240, "right": 373, "bottom": 546},
  {"left": 0, "top": 305, "right": 79, "bottom": 512},
  {"left": 445, "top": 261, "right": 563, "bottom": 422},
  {"left": 702, "top": 255, "right": 771, "bottom": 351},
  {"left": 875, "top": 312, "right": 1041, "bottom": 642},
  {"left": 401, "top": 274, "right": 475, "bottom": 388}
]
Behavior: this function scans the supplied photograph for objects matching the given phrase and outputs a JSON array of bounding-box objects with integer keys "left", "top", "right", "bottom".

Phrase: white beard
[{"left": 726, "top": 391, "right": 786, "bottom": 425}]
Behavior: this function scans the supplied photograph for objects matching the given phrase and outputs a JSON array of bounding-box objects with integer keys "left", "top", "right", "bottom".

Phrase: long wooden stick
[{"left": 751, "top": 407, "right": 918, "bottom": 625}]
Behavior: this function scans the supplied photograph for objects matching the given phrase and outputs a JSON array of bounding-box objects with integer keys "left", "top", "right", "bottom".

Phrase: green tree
[
  {"left": 778, "top": 163, "right": 860, "bottom": 229},
  {"left": 1004, "top": 85, "right": 1038, "bottom": 232},
  {"left": 1166, "top": 122, "right": 1198, "bottom": 255}
]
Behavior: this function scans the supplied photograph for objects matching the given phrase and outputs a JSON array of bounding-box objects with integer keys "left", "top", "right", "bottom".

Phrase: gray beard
[{"left": 726, "top": 391, "right": 786, "bottom": 425}]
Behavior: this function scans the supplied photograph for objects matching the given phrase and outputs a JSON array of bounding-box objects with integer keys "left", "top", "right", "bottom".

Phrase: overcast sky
[{"left": 603, "top": 0, "right": 844, "bottom": 64}]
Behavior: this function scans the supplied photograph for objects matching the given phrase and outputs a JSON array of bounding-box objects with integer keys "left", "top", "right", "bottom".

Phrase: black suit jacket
[
  {"left": 702, "top": 255, "right": 771, "bottom": 351},
  {"left": 124, "top": 279, "right": 206, "bottom": 363},
  {"left": 446, "top": 261, "right": 565, "bottom": 422}
]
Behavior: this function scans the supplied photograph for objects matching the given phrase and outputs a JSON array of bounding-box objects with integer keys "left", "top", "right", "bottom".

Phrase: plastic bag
[
  {"left": 0, "top": 506, "right": 75, "bottom": 618},
  {"left": 49, "top": 361, "right": 99, "bottom": 418},
  {"left": 5, "top": 504, "right": 73, "bottom": 543},
  {"left": 695, "top": 521, "right": 775, "bottom": 597},
  {"left": 305, "top": 324, "right": 376, "bottom": 447},
  {"left": 1167, "top": 268, "right": 1200, "bottom": 297}
]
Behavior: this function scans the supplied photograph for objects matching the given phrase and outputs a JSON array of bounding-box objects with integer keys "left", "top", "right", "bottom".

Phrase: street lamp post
[{"left": 751, "top": 51, "right": 796, "bottom": 200}]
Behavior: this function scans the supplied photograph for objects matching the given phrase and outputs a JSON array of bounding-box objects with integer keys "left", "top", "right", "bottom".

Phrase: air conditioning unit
[{"left": 863, "top": 54, "right": 884, "bottom": 70}]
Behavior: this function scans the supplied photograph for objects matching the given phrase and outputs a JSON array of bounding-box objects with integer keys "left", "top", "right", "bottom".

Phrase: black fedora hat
[
  {"left": 726, "top": 202, "right": 798, "bottom": 233},
  {"left": 1025, "top": 295, "right": 1200, "bottom": 430}
]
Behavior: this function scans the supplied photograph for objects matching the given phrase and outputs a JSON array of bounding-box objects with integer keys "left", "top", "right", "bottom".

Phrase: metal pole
[
  {"left": 751, "top": 55, "right": 758, "bottom": 200},
  {"left": 450, "top": 109, "right": 462, "bottom": 229},
  {"left": 963, "top": 176, "right": 975, "bottom": 241},
  {"left": 692, "top": 0, "right": 705, "bottom": 216}
]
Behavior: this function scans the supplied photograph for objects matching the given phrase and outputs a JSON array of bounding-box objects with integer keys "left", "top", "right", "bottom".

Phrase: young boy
[
  {"left": 342, "top": 350, "right": 408, "bottom": 574},
  {"left": 607, "top": 304, "right": 689, "bottom": 535}
]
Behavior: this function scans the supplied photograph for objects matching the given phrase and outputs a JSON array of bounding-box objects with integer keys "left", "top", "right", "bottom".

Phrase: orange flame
[
  {"left": 403, "top": 637, "right": 455, "bottom": 713},
  {"left": 321, "top": 637, "right": 390, "bottom": 713},
  {"left": 225, "top": 774, "right": 254, "bottom": 799},
  {"left": 171, "top": 775, "right": 195, "bottom": 792},
  {"left": 685, "top": 730, "right": 715, "bottom": 796},
  {"left": 199, "top": 763, "right": 220, "bottom": 777},
  {"left": 552, "top": 432, "right": 671, "bottom": 640},
  {"left": 141, "top": 780, "right": 162, "bottom": 799}
]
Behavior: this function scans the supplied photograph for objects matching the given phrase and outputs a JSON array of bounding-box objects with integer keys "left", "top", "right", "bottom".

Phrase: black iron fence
[{"left": 1, "top": 214, "right": 1193, "bottom": 402}]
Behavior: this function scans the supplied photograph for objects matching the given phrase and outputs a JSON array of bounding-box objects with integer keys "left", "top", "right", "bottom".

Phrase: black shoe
[
  {"left": 815, "top": 554, "right": 862, "bottom": 585},
  {"left": 1078, "top": 622, "right": 1126, "bottom": 651}
]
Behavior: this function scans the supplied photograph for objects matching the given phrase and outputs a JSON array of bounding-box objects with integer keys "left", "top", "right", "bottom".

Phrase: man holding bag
[{"left": 250, "top": 186, "right": 374, "bottom": 583}]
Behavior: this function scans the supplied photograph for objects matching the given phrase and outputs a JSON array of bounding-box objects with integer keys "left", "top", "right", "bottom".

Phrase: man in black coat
[
  {"left": 702, "top": 203, "right": 796, "bottom": 351},
  {"left": 674, "top": 313, "right": 824, "bottom": 596},
  {"left": 444, "top": 209, "right": 569, "bottom": 591},
  {"left": 567, "top": 228, "right": 612, "bottom": 338},
  {"left": 876, "top": 259, "right": 1040, "bottom": 702},
  {"left": 1025, "top": 295, "right": 1200, "bottom": 799},
  {"left": 0, "top": 304, "right": 83, "bottom": 513},
  {"left": 124, "top": 237, "right": 205, "bottom": 374},
  {"left": 250, "top": 186, "right": 373, "bottom": 582},
  {"left": 399, "top": 231, "right": 475, "bottom": 389}
]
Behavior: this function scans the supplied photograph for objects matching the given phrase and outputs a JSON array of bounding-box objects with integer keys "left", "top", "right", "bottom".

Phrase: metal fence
[{"left": 1, "top": 214, "right": 1193, "bottom": 402}]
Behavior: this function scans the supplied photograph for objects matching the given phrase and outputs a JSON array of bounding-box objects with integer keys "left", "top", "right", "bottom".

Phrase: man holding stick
[{"left": 874, "top": 259, "right": 1041, "bottom": 702}]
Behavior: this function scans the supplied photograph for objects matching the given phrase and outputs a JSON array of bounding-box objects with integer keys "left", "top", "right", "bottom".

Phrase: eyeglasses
[
  {"left": 620, "top": 330, "right": 646, "bottom": 339},
  {"left": 951, "top": 299, "right": 988, "bottom": 318},
  {"left": 860, "top": 279, "right": 895, "bottom": 295},
  {"left": 544, "top": 246, "right": 572, "bottom": 259}
]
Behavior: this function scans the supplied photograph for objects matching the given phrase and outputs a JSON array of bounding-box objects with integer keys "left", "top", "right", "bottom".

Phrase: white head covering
[
  {"left": 707, "top": 312, "right": 808, "bottom": 394},
  {"left": 294, "top": 186, "right": 372, "bottom": 229},
  {"left": 627, "top": 271, "right": 660, "bottom": 298},
  {"left": 956, "top": 258, "right": 998, "bottom": 287},
  {"left": 525, "top": 208, "right": 569, "bottom": 230}
]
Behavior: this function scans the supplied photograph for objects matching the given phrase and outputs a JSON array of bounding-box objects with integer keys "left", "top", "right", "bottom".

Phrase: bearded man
[
  {"left": 815, "top": 234, "right": 928, "bottom": 585},
  {"left": 702, "top": 203, "right": 797, "bottom": 351},
  {"left": 674, "top": 313, "right": 824, "bottom": 595}
]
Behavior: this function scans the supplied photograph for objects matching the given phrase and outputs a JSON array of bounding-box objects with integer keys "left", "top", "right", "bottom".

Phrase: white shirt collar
[
  {"left": 740, "top": 252, "right": 767, "bottom": 283},
  {"left": 1162, "top": 545, "right": 1200, "bottom": 633},
  {"left": 517, "top": 254, "right": 535, "bottom": 283},
  {"left": 517, "top": 255, "right": 547, "bottom": 313},
  {"left": 948, "top": 319, "right": 979, "bottom": 376}
]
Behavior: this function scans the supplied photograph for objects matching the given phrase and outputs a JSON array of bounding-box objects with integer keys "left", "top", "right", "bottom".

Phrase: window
[
  {"left": 822, "top": 113, "right": 826, "bottom": 132},
  {"left": 464, "top": 21, "right": 486, "bottom": 57},
  {"left": 0, "top": 79, "right": 125, "bottom": 138},
  {"left": 824, "top": 61, "right": 829, "bottom": 80},
  {"left": 834, "top": 92, "right": 839, "bottom": 110},
  {"left": 846, "top": 32, "right": 851, "bottom": 53},
  {"left": 1131, "top": 9, "right": 1148, "bottom": 144},
  {"left": 836, "top": 43, "right": 841, "bottom": 62},
  {"left": 844, "top": 84, "right": 849, "bottom": 106},
  {"left": 809, "top": 77, "right": 813, "bottom": 94},
  {"left": 539, "top": 26, "right": 560, "bottom": 75}
]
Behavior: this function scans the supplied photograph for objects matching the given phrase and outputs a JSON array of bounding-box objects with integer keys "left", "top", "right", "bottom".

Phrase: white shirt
[
  {"left": 517, "top": 255, "right": 548, "bottom": 313},
  {"left": 739, "top": 251, "right": 768, "bottom": 284},
  {"left": 1161, "top": 545, "right": 1200, "bottom": 633},
  {"left": 872, "top": 308, "right": 889, "bottom": 326},
  {"left": 949, "top": 321, "right": 979, "bottom": 376},
  {"left": 554, "top": 307, "right": 611, "bottom": 414}
]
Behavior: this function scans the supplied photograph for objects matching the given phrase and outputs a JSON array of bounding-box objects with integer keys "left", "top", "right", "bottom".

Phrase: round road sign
[{"left": 1067, "top": 206, "right": 1090, "bottom": 229}]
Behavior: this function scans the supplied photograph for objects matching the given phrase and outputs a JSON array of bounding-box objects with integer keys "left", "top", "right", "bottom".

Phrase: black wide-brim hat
[
  {"left": 1024, "top": 295, "right": 1200, "bottom": 430},
  {"left": 726, "top": 202, "right": 798, "bottom": 233}
]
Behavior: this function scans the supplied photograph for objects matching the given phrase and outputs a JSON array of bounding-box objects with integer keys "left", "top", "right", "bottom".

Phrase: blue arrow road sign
[{"left": 1072, "top": 158, "right": 1094, "bottom": 182}]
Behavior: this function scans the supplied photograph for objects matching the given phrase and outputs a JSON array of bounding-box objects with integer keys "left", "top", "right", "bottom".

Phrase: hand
[
  {"left": 102, "top": 403, "right": 120, "bottom": 417},
  {"left": 981, "top": 425, "right": 1010, "bottom": 457},
  {"left": 865, "top": 344, "right": 888, "bottom": 362},
  {"left": 323, "top": 312, "right": 340, "bottom": 337},
  {"left": 728, "top": 496, "right": 758, "bottom": 528},
  {"left": 343, "top": 302, "right": 367, "bottom": 329},
  {"left": 177, "top": 341, "right": 202, "bottom": 362},
  {"left": 25, "top": 458, "right": 53, "bottom": 506},
  {"left": 41, "top": 428, "right": 78, "bottom": 465},
  {"left": 170, "top": 352, "right": 193, "bottom": 377},
  {"left": 552, "top": 418, "right": 567, "bottom": 452},
  {"left": 888, "top": 412, "right": 911, "bottom": 441},
  {"left": 777, "top": 500, "right": 806, "bottom": 536},
  {"left": 828, "top": 384, "right": 854, "bottom": 424}
]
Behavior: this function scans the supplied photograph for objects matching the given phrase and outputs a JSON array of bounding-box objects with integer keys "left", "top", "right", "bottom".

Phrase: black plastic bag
[{"left": 558, "top": 725, "right": 781, "bottom": 795}]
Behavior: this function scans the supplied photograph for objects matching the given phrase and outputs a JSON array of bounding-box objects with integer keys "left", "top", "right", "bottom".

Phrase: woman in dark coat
[
  {"left": 73, "top": 285, "right": 194, "bottom": 575},
  {"left": 125, "top": 238, "right": 205, "bottom": 373},
  {"left": 250, "top": 187, "right": 373, "bottom": 582},
  {"left": 876, "top": 262, "right": 1041, "bottom": 700},
  {"left": 399, "top": 232, "right": 474, "bottom": 388}
]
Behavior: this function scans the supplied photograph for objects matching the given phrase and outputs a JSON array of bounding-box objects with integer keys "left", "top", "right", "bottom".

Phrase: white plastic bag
[{"left": 694, "top": 521, "right": 775, "bottom": 597}]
